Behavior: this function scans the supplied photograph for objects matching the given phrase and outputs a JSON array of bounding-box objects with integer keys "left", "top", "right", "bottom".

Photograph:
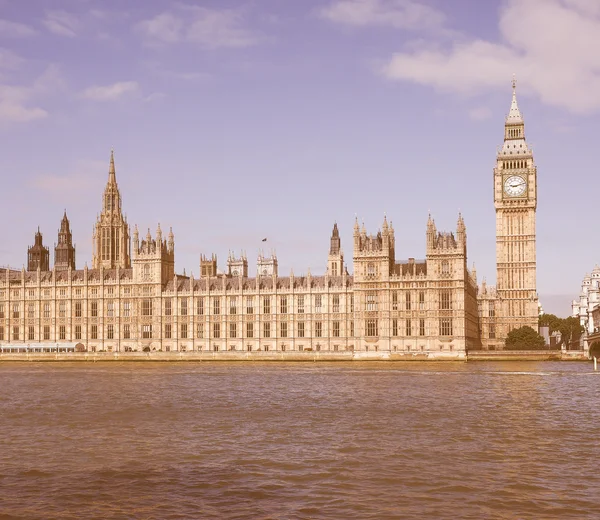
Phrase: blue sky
[{"left": 1, "top": 0, "right": 599, "bottom": 317}]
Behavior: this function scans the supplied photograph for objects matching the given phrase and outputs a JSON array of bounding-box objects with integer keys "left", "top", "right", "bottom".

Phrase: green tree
[
  {"left": 559, "top": 316, "right": 584, "bottom": 348},
  {"left": 505, "top": 326, "right": 546, "bottom": 350},
  {"left": 539, "top": 313, "right": 562, "bottom": 333}
]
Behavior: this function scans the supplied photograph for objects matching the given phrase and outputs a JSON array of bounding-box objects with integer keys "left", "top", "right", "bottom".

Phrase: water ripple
[{"left": 0, "top": 361, "right": 599, "bottom": 519}]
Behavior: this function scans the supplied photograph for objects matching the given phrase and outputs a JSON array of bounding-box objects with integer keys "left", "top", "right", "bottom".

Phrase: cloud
[
  {"left": 318, "top": 0, "right": 445, "bottom": 30},
  {"left": 186, "top": 8, "right": 260, "bottom": 48},
  {"left": 380, "top": 0, "right": 600, "bottom": 114},
  {"left": 81, "top": 81, "right": 139, "bottom": 101},
  {"left": 136, "top": 12, "right": 182, "bottom": 44},
  {"left": 0, "top": 100, "right": 47, "bottom": 122},
  {"left": 0, "top": 64, "right": 63, "bottom": 124},
  {"left": 143, "top": 92, "right": 166, "bottom": 103},
  {"left": 0, "top": 19, "right": 37, "bottom": 37},
  {"left": 135, "top": 6, "right": 260, "bottom": 49},
  {"left": 43, "top": 11, "right": 80, "bottom": 37}
]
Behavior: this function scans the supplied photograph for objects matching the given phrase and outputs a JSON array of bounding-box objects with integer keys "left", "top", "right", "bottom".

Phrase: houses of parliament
[{"left": 0, "top": 83, "right": 539, "bottom": 356}]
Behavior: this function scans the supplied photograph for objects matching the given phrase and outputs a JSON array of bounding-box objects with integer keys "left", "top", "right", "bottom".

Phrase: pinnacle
[
  {"left": 506, "top": 75, "right": 523, "bottom": 124},
  {"left": 108, "top": 149, "right": 116, "bottom": 182}
]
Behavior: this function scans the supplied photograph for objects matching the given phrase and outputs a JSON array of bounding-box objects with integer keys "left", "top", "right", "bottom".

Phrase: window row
[
  {"left": 1, "top": 287, "right": 134, "bottom": 298},
  {"left": 0, "top": 296, "right": 356, "bottom": 318},
  {"left": 0, "top": 318, "right": 455, "bottom": 342},
  {"left": 194, "top": 321, "right": 353, "bottom": 339},
  {"left": 389, "top": 290, "right": 453, "bottom": 311},
  {"left": 195, "top": 294, "right": 353, "bottom": 315}
]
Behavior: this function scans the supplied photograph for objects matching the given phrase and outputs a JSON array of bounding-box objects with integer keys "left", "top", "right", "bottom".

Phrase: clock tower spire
[{"left": 494, "top": 77, "right": 539, "bottom": 341}]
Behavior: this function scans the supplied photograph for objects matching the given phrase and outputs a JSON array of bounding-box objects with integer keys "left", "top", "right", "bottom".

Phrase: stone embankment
[
  {"left": 0, "top": 350, "right": 589, "bottom": 362},
  {"left": 0, "top": 351, "right": 464, "bottom": 362},
  {"left": 466, "top": 350, "right": 587, "bottom": 361}
]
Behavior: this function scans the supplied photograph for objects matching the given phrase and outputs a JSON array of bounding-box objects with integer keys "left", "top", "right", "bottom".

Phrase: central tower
[
  {"left": 494, "top": 79, "right": 538, "bottom": 337},
  {"left": 92, "top": 150, "right": 131, "bottom": 269}
]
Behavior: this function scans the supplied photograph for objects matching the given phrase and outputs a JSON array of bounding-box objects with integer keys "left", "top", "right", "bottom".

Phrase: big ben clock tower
[{"left": 494, "top": 78, "right": 539, "bottom": 339}]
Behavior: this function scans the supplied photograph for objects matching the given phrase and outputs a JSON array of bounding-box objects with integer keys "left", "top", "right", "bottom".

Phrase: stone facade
[{"left": 0, "top": 82, "right": 538, "bottom": 354}]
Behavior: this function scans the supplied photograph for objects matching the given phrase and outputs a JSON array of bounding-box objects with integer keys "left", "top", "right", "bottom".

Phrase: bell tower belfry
[
  {"left": 494, "top": 77, "right": 539, "bottom": 338},
  {"left": 92, "top": 150, "right": 131, "bottom": 269}
]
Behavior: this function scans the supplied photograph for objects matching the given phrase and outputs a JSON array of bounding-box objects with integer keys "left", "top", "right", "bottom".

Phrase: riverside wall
[
  {"left": 0, "top": 351, "right": 465, "bottom": 362},
  {"left": 0, "top": 350, "right": 590, "bottom": 362}
]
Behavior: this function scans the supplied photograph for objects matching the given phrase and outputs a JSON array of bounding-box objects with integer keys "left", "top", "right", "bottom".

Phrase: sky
[{"left": 1, "top": 0, "right": 600, "bottom": 317}]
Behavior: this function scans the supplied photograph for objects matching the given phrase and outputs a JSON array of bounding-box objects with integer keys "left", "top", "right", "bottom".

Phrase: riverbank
[{"left": 0, "top": 350, "right": 589, "bottom": 362}]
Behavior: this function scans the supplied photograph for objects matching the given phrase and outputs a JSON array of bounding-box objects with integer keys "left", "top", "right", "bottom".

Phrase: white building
[{"left": 572, "top": 265, "right": 600, "bottom": 333}]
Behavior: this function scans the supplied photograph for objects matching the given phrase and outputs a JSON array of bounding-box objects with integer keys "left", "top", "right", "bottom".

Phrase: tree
[
  {"left": 539, "top": 313, "right": 562, "bottom": 333},
  {"left": 505, "top": 326, "right": 546, "bottom": 350},
  {"left": 559, "top": 316, "right": 584, "bottom": 348}
]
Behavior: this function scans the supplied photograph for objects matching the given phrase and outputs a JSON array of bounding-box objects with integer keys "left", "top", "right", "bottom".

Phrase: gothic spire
[
  {"left": 108, "top": 148, "right": 116, "bottom": 183},
  {"left": 427, "top": 212, "right": 435, "bottom": 230},
  {"left": 60, "top": 210, "right": 71, "bottom": 234},
  {"left": 506, "top": 75, "right": 523, "bottom": 124},
  {"left": 329, "top": 222, "right": 341, "bottom": 255}
]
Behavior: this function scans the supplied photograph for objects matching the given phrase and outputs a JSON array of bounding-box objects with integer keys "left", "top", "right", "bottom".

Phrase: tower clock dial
[{"left": 504, "top": 175, "right": 526, "bottom": 197}]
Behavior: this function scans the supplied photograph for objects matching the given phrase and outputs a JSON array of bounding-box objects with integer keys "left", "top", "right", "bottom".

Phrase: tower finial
[
  {"left": 506, "top": 74, "right": 523, "bottom": 124},
  {"left": 109, "top": 148, "right": 116, "bottom": 180}
]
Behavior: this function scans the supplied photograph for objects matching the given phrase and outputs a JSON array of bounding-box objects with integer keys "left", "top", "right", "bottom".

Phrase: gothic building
[
  {"left": 0, "top": 82, "right": 538, "bottom": 354},
  {"left": 572, "top": 266, "right": 600, "bottom": 334}
]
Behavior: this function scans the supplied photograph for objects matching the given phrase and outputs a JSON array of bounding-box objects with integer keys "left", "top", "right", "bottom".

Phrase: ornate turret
[
  {"left": 54, "top": 211, "right": 76, "bottom": 271},
  {"left": 27, "top": 227, "right": 50, "bottom": 272},
  {"left": 426, "top": 213, "right": 437, "bottom": 251},
  {"left": 156, "top": 223, "right": 162, "bottom": 244},
  {"left": 257, "top": 251, "right": 278, "bottom": 277},
  {"left": 200, "top": 254, "right": 218, "bottom": 278},
  {"left": 353, "top": 216, "right": 360, "bottom": 249},
  {"left": 327, "top": 222, "right": 344, "bottom": 277},
  {"left": 499, "top": 76, "right": 531, "bottom": 158},
  {"left": 456, "top": 212, "right": 466, "bottom": 253},
  {"left": 92, "top": 149, "right": 131, "bottom": 269},
  {"left": 132, "top": 223, "right": 175, "bottom": 283},
  {"left": 133, "top": 224, "right": 139, "bottom": 255},
  {"left": 352, "top": 215, "right": 394, "bottom": 282},
  {"left": 168, "top": 227, "right": 174, "bottom": 253},
  {"left": 330, "top": 222, "right": 341, "bottom": 255},
  {"left": 227, "top": 251, "right": 248, "bottom": 277}
]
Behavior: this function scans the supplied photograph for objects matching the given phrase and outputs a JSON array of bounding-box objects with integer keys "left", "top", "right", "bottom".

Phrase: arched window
[{"left": 441, "top": 260, "right": 450, "bottom": 275}]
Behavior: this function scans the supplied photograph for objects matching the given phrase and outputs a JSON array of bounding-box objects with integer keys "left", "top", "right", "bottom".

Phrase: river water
[{"left": 0, "top": 361, "right": 598, "bottom": 519}]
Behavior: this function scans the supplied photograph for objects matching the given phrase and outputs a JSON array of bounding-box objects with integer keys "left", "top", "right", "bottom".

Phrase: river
[{"left": 0, "top": 361, "right": 598, "bottom": 519}]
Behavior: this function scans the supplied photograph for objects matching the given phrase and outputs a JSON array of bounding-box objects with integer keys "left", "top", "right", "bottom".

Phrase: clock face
[{"left": 504, "top": 175, "right": 527, "bottom": 197}]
